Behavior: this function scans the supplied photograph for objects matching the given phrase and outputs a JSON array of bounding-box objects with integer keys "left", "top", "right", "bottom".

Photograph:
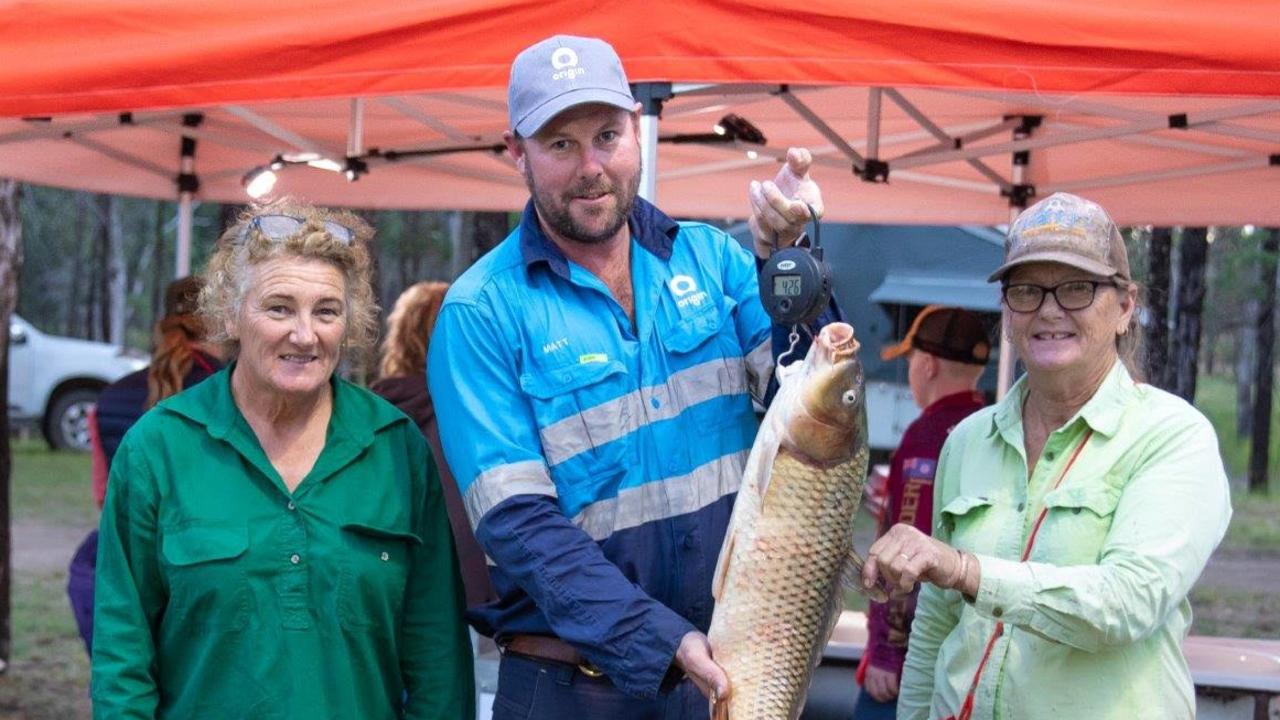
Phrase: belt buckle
[{"left": 577, "top": 662, "right": 604, "bottom": 678}]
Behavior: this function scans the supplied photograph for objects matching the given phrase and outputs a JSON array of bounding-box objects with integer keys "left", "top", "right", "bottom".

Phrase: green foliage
[
  {"left": 14, "top": 185, "right": 487, "bottom": 353},
  {"left": 1195, "top": 374, "right": 1280, "bottom": 492}
]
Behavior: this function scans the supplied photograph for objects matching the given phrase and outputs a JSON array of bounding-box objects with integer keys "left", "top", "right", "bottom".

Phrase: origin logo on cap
[{"left": 508, "top": 35, "right": 636, "bottom": 137}]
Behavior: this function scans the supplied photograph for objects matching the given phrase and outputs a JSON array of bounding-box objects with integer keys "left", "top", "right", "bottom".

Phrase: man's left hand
[{"left": 749, "top": 147, "right": 825, "bottom": 259}]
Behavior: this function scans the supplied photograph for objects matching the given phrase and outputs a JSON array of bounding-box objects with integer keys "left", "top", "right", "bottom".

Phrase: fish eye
[{"left": 841, "top": 389, "right": 858, "bottom": 406}]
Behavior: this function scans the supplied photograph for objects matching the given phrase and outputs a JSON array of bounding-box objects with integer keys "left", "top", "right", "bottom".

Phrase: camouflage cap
[{"left": 988, "top": 192, "right": 1130, "bottom": 283}]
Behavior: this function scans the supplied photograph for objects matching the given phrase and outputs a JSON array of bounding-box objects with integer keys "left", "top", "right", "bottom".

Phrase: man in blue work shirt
[{"left": 428, "top": 34, "right": 829, "bottom": 720}]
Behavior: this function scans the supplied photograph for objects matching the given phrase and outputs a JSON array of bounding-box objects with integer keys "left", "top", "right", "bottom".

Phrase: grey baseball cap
[
  {"left": 988, "top": 192, "right": 1131, "bottom": 283},
  {"left": 508, "top": 35, "right": 636, "bottom": 137}
]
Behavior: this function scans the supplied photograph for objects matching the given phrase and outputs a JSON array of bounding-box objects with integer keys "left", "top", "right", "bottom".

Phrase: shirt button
[
  {"left": 287, "top": 501, "right": 296, "bottom": 511},
  {"left": 380, "top": 552, "right": 390, "bottom": 562},
  {"left": 1045, "top": 451, "right": 1057, "bottom": 461},
  {"left": 682, "top": 535, "right": 696, "bottom": 550},
  {"left": 290, "top": 553, "right": 301, "bottom": 564},
  {"left": 1016, "top": 502, "right": 1026, "bottom": 512},
  {"left": 993, "top": 606, "right": 1004, "bottom": 617}
]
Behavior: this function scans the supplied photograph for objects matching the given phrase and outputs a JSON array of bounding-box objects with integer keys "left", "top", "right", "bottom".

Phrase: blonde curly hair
[{"left": 199, "top": 200, "right": 379, "bottom": 358}]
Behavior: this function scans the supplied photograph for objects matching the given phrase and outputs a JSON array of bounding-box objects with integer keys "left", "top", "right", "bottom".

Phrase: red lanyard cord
[{"left": 946, "top": 428, "right": 1095, "bottom": 720}]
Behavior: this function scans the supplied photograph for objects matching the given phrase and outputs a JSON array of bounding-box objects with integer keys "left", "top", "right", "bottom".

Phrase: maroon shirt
[{"left": 865, "top": 389, "right": 986, "bottom": 675}]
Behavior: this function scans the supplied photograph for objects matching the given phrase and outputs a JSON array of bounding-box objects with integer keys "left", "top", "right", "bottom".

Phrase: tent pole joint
[
  {"left": 857, "top": 158, "right": 890, "bottom": 183},
  {"left": 632, "top": 82, "right": 673, "bottom": 117},
  {"left": 1002, "top": 183, "right": 1036, "bottom": 208}
]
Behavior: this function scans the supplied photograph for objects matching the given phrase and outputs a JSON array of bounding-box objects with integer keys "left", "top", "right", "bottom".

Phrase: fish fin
[
  {"left": 843, "top": 549, "right": 890, "bottom": 603},
  {"left": 711, "top": 688, "right": 728, "bottom": 720},
  {"left": 711, "top": 526, "right": 735, "bottom": 602}
]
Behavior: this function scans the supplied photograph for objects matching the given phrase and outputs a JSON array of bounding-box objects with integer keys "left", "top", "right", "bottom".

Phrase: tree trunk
[
  {"left": 1170, "top": 227, "right": 1210, "bottom": 403},
  {"left": 93, "top": 194, "right": 112, "bottom": 341},
  {"left": 152, "top": 201, "right": 167, "bottom": 328},
  {"left": 0, "top": 178, "right": 25, "bottom": 671},
  {"left": 65, "top": 196, "right": 87, "bottom": 336},
  {"left": 1238, "top": 301, "right": 1258, "bottom": 437},
  {"left": 466, "top": 212, "right": 510, "bottom": 276},
  {"left": 107, "top": 196, "right": 126, "bottom": 346},
  {"left": 1249, "top": 228, "right": 1279, "bottom": 494},
  {"left": 1145, "top": 227, "right": 1173, "bottom": 390}
]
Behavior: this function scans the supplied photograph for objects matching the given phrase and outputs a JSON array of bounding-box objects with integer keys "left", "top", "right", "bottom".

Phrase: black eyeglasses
[
  {"left": 236, "top": 214, "right": 354, "bottom": 245},
  {"left": 1002, "top": 280, "right": 1116, "bottom": 313}
]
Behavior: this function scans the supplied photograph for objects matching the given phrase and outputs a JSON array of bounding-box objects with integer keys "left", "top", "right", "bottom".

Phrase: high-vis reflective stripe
[
  {"left": 464, "top": 460, "right": 556, "bottom": 525},
  {"left": 572, "top": 450, "right": 748, "bottom": 540},
  {"left": 539, "top": 359, "right": 749, "bottom": 467},
  {"left": 744, "top": 338, "right": 773, "bottom": 402}
]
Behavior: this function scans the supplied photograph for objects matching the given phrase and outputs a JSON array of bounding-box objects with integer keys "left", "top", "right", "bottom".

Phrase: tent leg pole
[
  {"left": 175, "top": 114, "right": 202, "bottom": 279},
  {"left": 633, "top": 83, "right": 672, "bottom": 203},
  {"left": 995, "top": 119, "right": 1037, "bottom": 399},
  {"left": 177, "top": 194, "right": 193, "bottom": 278}
]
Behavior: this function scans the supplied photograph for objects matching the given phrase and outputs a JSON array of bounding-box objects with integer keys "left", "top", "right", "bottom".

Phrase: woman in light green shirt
[{"left": 860, "top": 192, "right": 1231, "bottom": 720}]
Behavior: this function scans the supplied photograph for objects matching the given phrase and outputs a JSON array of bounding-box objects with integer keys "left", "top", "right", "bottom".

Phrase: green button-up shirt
[
  {"left": 92, "top": 367, "right": 475, "bottom": 720},
  {"left": 899, "top": 361, "right": 1231, "bottom": 720}
]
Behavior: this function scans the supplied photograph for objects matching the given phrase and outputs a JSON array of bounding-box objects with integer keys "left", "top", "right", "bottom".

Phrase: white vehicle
[{"left": 7, "top": 314, "right": 147, "bottom": 451}]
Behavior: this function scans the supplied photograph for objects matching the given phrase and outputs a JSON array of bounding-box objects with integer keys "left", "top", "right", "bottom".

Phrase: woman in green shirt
[
  {"left": 91, "top": 203, "right": 475, "bottom": 719},
  {"left": 861, "top": 192, "right": 1231, "bottom": 720}
]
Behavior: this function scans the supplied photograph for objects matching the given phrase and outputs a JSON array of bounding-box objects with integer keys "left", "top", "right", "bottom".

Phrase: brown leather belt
[{"left": 503, "top": 634, "right": 605, "bottom": 678}]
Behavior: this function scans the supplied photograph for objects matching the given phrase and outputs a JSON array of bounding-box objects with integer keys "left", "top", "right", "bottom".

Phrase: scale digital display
[{"left": 772, "top": 274, "right": 803, "bottom": 298}]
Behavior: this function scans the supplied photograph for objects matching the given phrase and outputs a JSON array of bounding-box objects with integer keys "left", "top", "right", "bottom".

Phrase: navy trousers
[
  {"left": 67, "top": 529, "right": 97, "bottom": 655},
  {"left": 492, "top": 652, "right": 706, "bottom": 720}
]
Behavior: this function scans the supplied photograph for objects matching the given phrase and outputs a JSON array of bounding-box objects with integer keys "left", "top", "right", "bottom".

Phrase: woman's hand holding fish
[{"left": 862, "top": 523, "right": 980, "bottom": 598}]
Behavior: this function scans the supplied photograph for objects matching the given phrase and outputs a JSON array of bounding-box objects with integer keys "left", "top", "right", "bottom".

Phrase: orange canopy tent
[{"left": 1, "top": 0, "right": 1279, "bottom": 230}]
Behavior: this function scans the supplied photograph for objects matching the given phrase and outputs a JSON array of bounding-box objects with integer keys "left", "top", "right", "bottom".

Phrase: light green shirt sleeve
[{"left": 971, "top": 411, "right": 1231, "bottom": 652}]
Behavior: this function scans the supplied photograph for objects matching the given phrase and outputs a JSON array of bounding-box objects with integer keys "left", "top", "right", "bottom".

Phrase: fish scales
[{"left": 709, "top": 322, "right": 880, "bottom": 720}]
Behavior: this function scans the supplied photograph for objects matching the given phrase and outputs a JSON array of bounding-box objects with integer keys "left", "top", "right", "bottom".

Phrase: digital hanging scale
[{"left": 758, "top": 205, "right": 832, "bottom": 326}]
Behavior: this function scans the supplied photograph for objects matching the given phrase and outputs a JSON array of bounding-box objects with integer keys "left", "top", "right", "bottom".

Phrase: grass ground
[{"left": 0, "top": 439, "right": 93, "bottom": 720}]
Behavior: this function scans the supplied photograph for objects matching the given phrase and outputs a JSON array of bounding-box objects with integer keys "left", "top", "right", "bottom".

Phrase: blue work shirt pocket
[
  {"left": 338, "top": 522, "right": 421, "bottom": 631},
  {"left": 657, "top": 303, "right": 744, "bottom": 433},
  {"left": 161, "top": 522, "right": 250, "bottom": 631},
  {"left": 520, "top": 358, "right": 631, "bottom": 475}
]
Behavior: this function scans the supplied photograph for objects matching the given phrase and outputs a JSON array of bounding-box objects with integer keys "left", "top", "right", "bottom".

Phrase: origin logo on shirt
[{"left": 669, "top": 274, "right": 709, "bottom": 310}]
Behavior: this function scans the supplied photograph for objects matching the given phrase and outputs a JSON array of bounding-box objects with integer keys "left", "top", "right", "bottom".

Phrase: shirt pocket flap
[
  {"left": 940, "top": 494, "right": 994, "bottom": 519},
  {"left": 340, "top": 522, "right": 423, "bottom": 545},
  {"left": 519, "top": 359, "right": 626, "bottom": 400},
  {"left": 163, "top": 524, "right": 249, "bottom": 566},
  {"left": 662, "top": 304, "right": 725, "bottom": 353},
  {"left": 1043, "top": 485, "right": 1122, "bottom": 517}
]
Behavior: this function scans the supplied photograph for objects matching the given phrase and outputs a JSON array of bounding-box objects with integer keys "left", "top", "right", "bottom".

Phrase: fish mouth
[{"left": 819, "top": 322, "right": 860, "bottom": 362}]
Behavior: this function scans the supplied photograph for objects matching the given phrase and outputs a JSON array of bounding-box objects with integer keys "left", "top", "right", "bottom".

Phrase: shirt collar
[
  {"left": 518, "top": 196, "right": 678, "bottom": 280},
  {"left": 162, "top": 363, "right": 405, "bottom": 446},
  {"left": 987, "top": 359, "right": 1134, "bottom": 440}
]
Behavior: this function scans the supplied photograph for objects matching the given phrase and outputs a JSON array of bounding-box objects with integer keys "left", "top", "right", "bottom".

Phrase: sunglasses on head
[{"left": 236, "top": 214, "right": 355, "bottom": 246}]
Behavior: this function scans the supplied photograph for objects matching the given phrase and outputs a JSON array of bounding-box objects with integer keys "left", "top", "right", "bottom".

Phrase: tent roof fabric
[
  {"left": 2, "top": 2, "right": 1279, "bottom": 225},
  {"left": 3, "top": 1, "right": 1279, "bottom": 115}
]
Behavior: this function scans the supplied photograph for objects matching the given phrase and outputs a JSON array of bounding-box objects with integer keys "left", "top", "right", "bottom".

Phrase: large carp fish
[{"left": 708, "top": 321, "right": 886, "bottom": 720}]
